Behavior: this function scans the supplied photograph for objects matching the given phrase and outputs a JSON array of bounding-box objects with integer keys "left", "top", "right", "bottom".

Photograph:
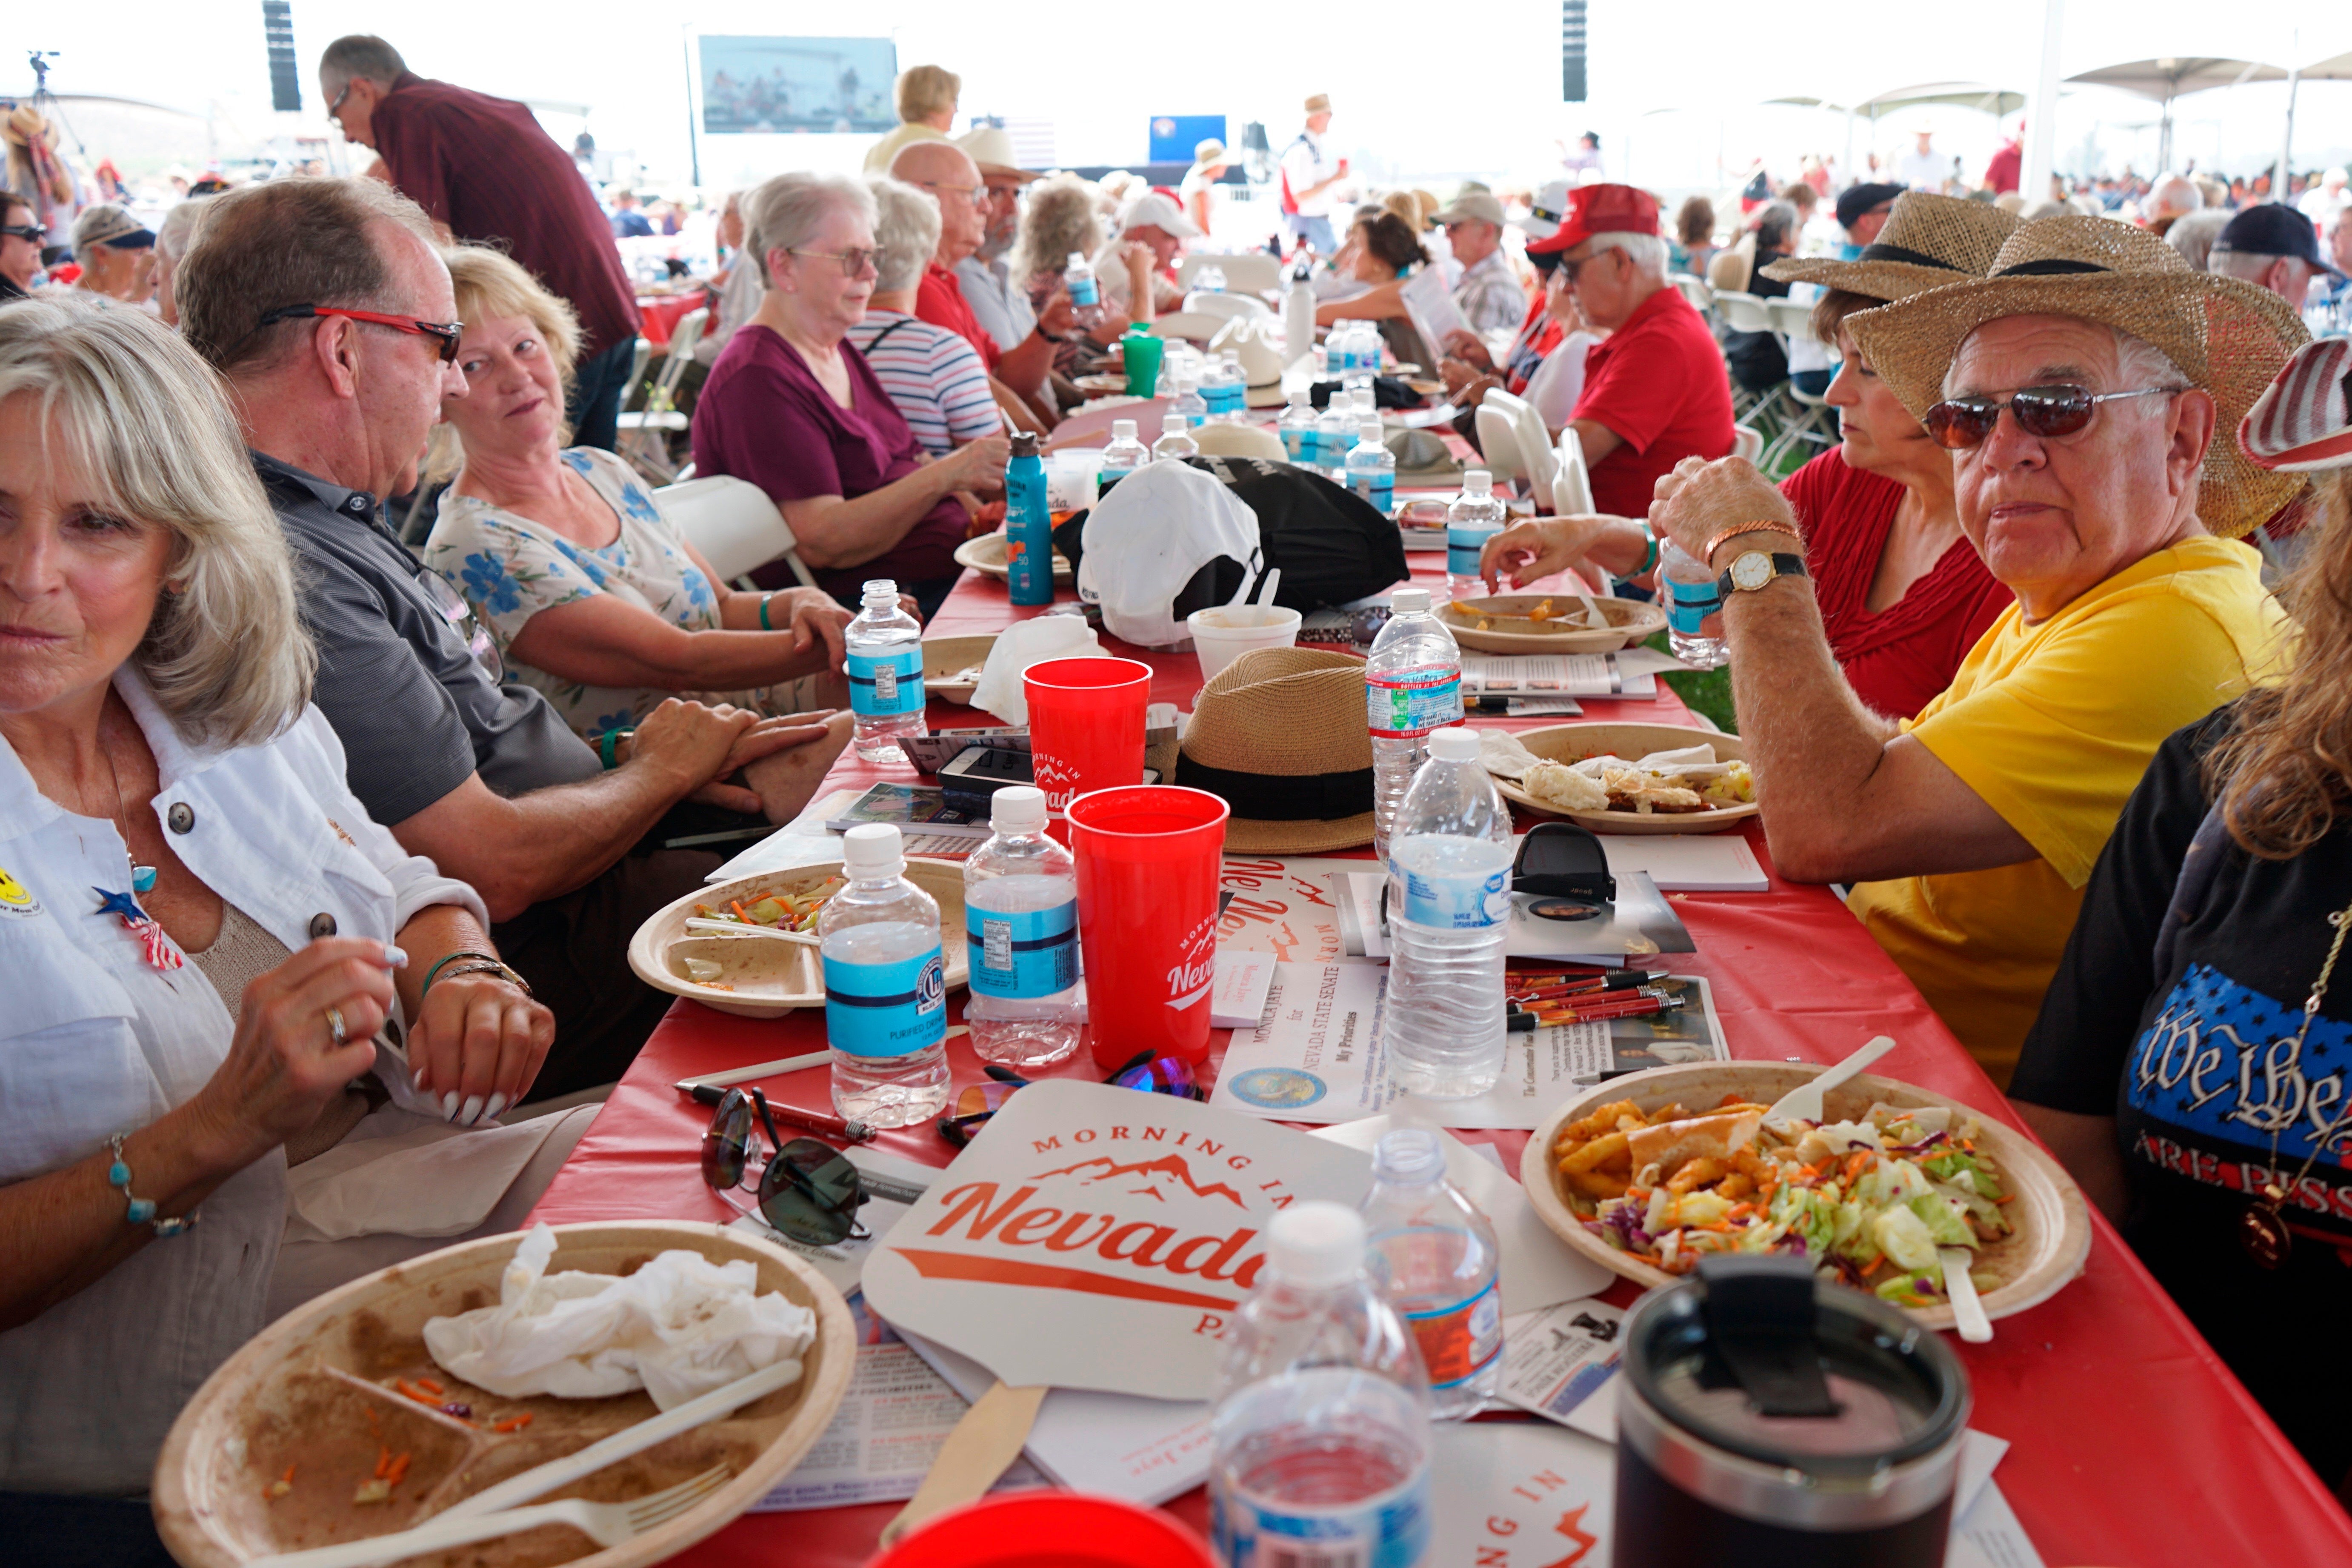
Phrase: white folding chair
[
  {"left": 1711, "top": 291, "right": 1790, "bottom": 426},
  {"left": 655, "top": 474, "right": 817, "bottom": 589},
  {"left": 616, "top": 308, "right": 709, "bottom": 484},
  {"left": 1671, "top": 272, "right": 1714, "bottom": 314},
  {"left": 1498, "top": 390, "right": 1559, "bottom": 509},
  {"left": 1733, "top": 425, "right": 1764, "bottom": 464},
  {"left": 1551, "top": 428, "right": 1594, "bottom": 517},
  {"left": 1179, "top": 252, "right": 1283, "bottom": 295},
  {"left": 1760, "top": 297, "right": 1838, "bottom": 471},
  {"left": 1473, "top": 401, "right": 1527, "bottom": 486}
]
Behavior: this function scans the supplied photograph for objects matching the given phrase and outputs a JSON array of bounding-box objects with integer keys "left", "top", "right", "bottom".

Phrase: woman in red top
[{"left": 1478, "top": 193, "right": 2018, "bottom": 720}]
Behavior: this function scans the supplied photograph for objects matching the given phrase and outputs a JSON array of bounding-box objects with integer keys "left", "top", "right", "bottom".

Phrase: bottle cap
[
  {"left": 1462, "top": 469, "right": 1493, "bottom": 496},
  {"left": 860, "top": 578, "right": 900, "bottom": 604},
  {"left": 1160, "top": 416, "right": 1189, "bottom": 442},
  {"left": 992, "top": 785, "right": 1047, "bottom": 833},
  {"left": 1010, "top": 431, "right": 1039, "bottom": 458},
  {"left": 1372, "top": 1126, "right": 1448, "bottom": 1182},
  {"left": 1358, "top": 420, "right": 1384, "bottom": 444},
  {"left": 1392, "top": 587, "right": 1432, "bottom": 614},
  {"left": 1288, "top": 389, "right": 1310, "bottom": 408},
  {"left": 1175, "top": 376, "right": 1197, "bottom": 393},
  {"left": 842, "top": 823, "right": 905, "bottom": 874},
  {"left": 1112, "top": 418, "right": 1138, "bottom": 441},
  {"left": 1067, "top": 251, "right": 1087, "bottom": 269},
  {"left": 1266, "top": 1202, "right": 1366, "bottom": 1290},
  {"left": 1427, "top": 727, "right": 1480, "bottom": 763}
]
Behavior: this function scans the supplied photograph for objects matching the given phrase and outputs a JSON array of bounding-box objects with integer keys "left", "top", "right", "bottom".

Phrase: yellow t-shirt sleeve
[{"left": 1906, "top": 594, "right": 2256, "bottom": 888}]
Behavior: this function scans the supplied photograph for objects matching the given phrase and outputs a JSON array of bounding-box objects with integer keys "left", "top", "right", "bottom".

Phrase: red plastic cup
[
  {"left": 870, "top": 1491, "right": 1215, "bottom": 1568},
  {"left": 1068, "top": 785, "right": 1230, "bottom": 1069},
  {"left": 1025, "top": 657, "right": 1152, "bottom": 834}
]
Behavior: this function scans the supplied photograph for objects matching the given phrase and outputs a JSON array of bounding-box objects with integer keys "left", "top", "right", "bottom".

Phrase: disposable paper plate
[
  {"left": 153, "top": 1222, "right": 854, "bottom": 1568},
  {"left": 629, "top": 858, "right": 969, "bottom": 1019},
  {"left": 1442, "top": 593, "right": 1666, "bottom": 654},
  {"left": 954, "top": 532, "right": 1073, "bottom": 584},
  {"left": 1494, "top": 721, "right": 1760, "bottom": 837},
  {"left": 1518, "top": 1063, "right": 2092, "bottom": 1333},
  {"left": 923, "top": 634, "right": 998, "bottom": 704}
]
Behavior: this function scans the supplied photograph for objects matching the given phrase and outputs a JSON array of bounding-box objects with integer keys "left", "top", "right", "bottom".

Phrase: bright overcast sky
[{"left": 9, "top": 1, "right": 2352, "bottom": 194}]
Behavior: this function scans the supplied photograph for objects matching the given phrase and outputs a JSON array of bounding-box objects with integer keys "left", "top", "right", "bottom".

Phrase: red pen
[
  {"left": 762, "top": 1101, "right": 877, "bottom": 1144},
  {"left": 1558, "top": 993, "right": 1686, "bottom": 1025}
]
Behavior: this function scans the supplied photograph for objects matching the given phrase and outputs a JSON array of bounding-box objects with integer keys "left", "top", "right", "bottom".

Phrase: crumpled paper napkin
[
  {"left": 422, "top": 1224, "right": 816, "bottom": 1411},
  {"left": 970, "top": 613, "right": 1107, "bottom": 724}
]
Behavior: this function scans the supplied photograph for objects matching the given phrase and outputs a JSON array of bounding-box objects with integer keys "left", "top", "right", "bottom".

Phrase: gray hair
[
  {"left": 743, "top": 171, "right": 874, "bottom": 289},
  {"left": 2211, "top": 245, "right": 2296, "bottom": 283},
  {"left": 1011, "top": 174, "right": 1107, "bottom": 284},
  {"left": 2147, "top": 174, "right": 2202, "bottom": 220},
  {"left": 0, "top": 296, "right": 313, "bottom": 746},
  {"left": 2167, "top": 209, "right": 2231, "bottom": 272},
  {"left": 319, "top": 34, "right": 407, "bottom": 93},
  {"left": 865, "top": 176, "right": 942, "bottom": 294},
  {"left": 1588, "top": 230, "right": 1669, "bottom": 277},
  {"left": 154, "top": 196, "right": 213, "bottom": 262}
]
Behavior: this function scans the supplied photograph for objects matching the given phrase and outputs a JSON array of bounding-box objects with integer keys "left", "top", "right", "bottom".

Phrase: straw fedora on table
[
  {"left": 1761, "top": 191, "right": 2019, "bottom": 302},
  {"left": 1845, "top": 214, "right": 2308, "bottom": 540},
  {"left": 1176, "top": 648, "right": 1375, "bottom": 854}
]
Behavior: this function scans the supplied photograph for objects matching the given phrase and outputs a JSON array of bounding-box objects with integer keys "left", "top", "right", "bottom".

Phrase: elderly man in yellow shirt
[{"left": 1644, "top": 215, "right": 2306, "bottom": 1085}]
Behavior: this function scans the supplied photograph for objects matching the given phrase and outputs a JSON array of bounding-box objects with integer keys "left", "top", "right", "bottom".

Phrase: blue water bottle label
[
  {"left": 1070, "top": 277, "right": 1099, "bottom": 307},
  {"left": 1447, "top": 524, "right": 1499, "bottom": 578},
  {"left": 1664, "top": 576, "right": 1722, "bottom": 636},
  {"left": 966, "top": 899, "right": 1078, "bottom": 998},
  {"left": 1365, "top": 474, "right": 1393, "bottom": 515},
  {"left": 1215, "top": 1472, "right": 1430, "bottom": 1568},
  {"left": 1007, "top": 468, "right": 1053, "bottom": 605},
  {"left": 1283, "top": 427, "right": 1310, "bottom": 463},
  {"left": 1391, "top": 863, "right": 1510, "bottom": 929},
  {"left": 847, "top": 648, "right": 925, "bottom": 717},
  {"left": 1366, "top": 668, "right": 1463, "bottom": 737},
  {"left": 825, "top": 946, "right": 947, "bottom": 1057}
]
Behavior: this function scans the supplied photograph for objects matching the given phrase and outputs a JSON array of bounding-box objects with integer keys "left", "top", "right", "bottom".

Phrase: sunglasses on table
[
  {"left": 1923, "top": 384, "right": 2180, "bottom": 450},
  {"left": 701, "top": 1086, "right": 922, "bottom": 1245},
  {"left": 250, "top": 304, "right": 465, "bottom": 363},
  {"left": 938, "top": 1051, "right": 1205, "bottom": 1148}
]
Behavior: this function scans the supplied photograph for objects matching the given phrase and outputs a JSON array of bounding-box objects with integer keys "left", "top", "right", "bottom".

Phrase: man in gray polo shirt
[{"left": 178, "top": 176, "right": 841, "bottom": 1098}]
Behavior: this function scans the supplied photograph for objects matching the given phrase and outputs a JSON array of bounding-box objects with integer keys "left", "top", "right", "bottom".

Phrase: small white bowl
[{"left": 1187, "top": 604, "right": 1303, "bottom": 681}]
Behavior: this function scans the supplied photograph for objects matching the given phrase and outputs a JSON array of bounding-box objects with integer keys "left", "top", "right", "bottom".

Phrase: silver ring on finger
[{"left": 326, "top": 1004, "right": 348, "bottom": 1046}]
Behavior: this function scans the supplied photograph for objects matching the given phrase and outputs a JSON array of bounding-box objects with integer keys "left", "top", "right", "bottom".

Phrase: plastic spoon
[
  {"left": 683, "top": 916, "right": 820, "bottom": 946},
  {"left": 1763, "top": 1034, "right": 1897, "bottom": 1131},
  {"left": 1254, "top": 566, "right": 1282, "bottom": 607},
  {"left": 1939, "top": 1247, "right": 1994, "bottom": 1342}
]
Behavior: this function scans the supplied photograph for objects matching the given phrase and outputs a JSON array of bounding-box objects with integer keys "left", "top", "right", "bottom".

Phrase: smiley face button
[{"left": 0, "top": 866, "right": 42, "bottom": 918}]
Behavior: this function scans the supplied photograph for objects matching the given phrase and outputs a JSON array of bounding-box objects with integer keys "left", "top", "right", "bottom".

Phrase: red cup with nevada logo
[
  {"left": 1025, "top": 657, "right": 1152, "bottom": 840},
  {"left": 1068, "top": 785, "right": 1230, "bottom": 1068}
]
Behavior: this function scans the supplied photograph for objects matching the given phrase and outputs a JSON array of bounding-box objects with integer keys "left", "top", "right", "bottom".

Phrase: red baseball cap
[{"left": 1527, "top": 183, "right": 1662, "bottom": 255}]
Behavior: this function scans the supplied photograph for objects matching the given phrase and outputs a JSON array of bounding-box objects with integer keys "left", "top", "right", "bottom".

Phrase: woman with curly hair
[
  {"left": 1314, "top": 210, "right": 1439, "bottom": 372},
  {"left": 2009, "top": 336, "right": 2352, "bottom": 1485},
  {"left": 1009, "top": 174, "right": 1108, "bottom": 377}
]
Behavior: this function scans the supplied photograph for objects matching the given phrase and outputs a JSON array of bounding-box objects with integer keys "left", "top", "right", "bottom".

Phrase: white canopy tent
[{"left": 2063, "top": 57, "right": 2286, "bottom": 171}]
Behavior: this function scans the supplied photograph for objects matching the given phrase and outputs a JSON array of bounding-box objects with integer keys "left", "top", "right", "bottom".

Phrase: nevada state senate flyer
[{"left": 861, "top": 1081, "right": 1379, "bottom": 1399}]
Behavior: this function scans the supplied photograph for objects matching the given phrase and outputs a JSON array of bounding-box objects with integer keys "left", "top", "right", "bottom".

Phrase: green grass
[{"left": 1647, "top": 631, "right": 1736, "bottom": 734}]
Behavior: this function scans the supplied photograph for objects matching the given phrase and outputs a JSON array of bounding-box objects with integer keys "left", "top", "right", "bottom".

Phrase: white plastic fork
[
  {"left": 249, "top": 1464, "right": 731, "bottom": 1568},
  {"left": 1763, "top": 1035, "right": 1897, "bottom": 1131}
]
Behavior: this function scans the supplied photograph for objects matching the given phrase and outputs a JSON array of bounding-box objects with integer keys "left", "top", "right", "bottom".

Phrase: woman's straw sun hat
[{"left": 1761, "top": 191, "right": 2019, "bottom": 303}]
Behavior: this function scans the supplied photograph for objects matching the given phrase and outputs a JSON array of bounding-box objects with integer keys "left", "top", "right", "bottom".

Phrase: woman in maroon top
[
  {"left": 1479, "top": 192, "right": 2016, "bottom": 720},
  {"left": 691, "top": 171, "right": 1008, "bottom": 620}
]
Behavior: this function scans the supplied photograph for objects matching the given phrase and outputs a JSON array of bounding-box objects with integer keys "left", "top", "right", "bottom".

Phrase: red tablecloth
[
  {"left": 637, "top": 292, "right": 709, "bottom": 349},
  {"left": 532, "top": 555, "right": 2352, "bottom": 1568}
]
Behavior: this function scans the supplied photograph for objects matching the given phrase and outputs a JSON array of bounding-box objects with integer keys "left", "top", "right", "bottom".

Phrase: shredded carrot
[
  {"left": 493, "top": 1413, "right": 535, "bottom": 1433},
  {"left": 374, "top": 1445, "right": 392, "bottom": 1480},
  {"left": 1862, "top": 1254, "right": 1886, "bottom": 1277},
  {"left": 1726, "top": 1203, "right": 1755, "bottom": 1220},
  {"left": 1994, "top": 1192, "right": 2015, "bottom": 1205},
  {"left": 386, "top": 1452, "right": 412, "bottom": 1488},
  {"left": 416, "top": 1378, "right": 444, "bottom": 1397},
  {"left": 366, "top": 1406, "right": 382, "bottom": 1436},
  {"left": 282, "top": 1464, "right": 297, "bottom": 1485},
  {"left": 731, "top": 900, "right": 749, "bottom": 921},
  {"left": 1702, "top": 1220, "right": 1735, "bottom": 1233},
  {"left": 1844, "top": 1151, "right": 1871, "bottom": 1182}
]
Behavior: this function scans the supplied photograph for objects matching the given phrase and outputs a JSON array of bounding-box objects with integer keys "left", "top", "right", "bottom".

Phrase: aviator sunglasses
[
  {"left": 700, "top": 1086, "right": 919, "bottom": 1244},
  {"left": 938, "top": 1051, "right": 1205, "bottom": 1148},
  {"left": 1923, "top": 383, "right": 2180, "bottom": 450}
]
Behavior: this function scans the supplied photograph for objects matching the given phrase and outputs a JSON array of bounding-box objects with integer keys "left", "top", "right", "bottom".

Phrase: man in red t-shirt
[
  {"left": 318, "top": 35, "right": 641, "bottom": 451},
  {"left": 1528, "top": 184, "right": 1734, "bottom": 517},
  {"left": 889, "top": 140, "right": 1072, "bottom": 429}
]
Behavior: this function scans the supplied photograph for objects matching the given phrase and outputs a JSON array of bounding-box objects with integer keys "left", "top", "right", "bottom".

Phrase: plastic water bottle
[
  {"left": 823, "top": 824, "right": 951, "bottom": 1127},
  {"left": 1195, "top": 262, "right": 1227, "bottom": 294},
  {"left": 1198, "top": 353, "right": 1236, "bottom": 423},
  {"left": 1660, "top": 537, "right": 1729, "bottom": 669},
  {"left": 1064, "top": 250, "right": 1101, "bottom": 327},
  {"left": 1004, "top": 431, "right": 1052, "bottom": 608},
  {"left": 1215, "top": 349, "right": 1248, "bottom": 422},
  {"left": 1361, "top": 1127, "right": 1503, "bottom": 1417},
  {"left": 1444, "top": 470, "right": 1507, "bottom": 602},
  {"left": 1211, "top": 1203, "right": 1432, "bottom": 1568},
  {"left": 1345, "top": 420, "right": 1395, "bottom": 516},
  {"left": 1316, "top": 397, "right": 1355, "bottom": 480},
  {"left": 1285, "top": 279, "right": 1316, "bottom": 364},
  {"left": 1096, "top": 418, "right": 1149, "bottom": 500},
  {"left": 1153, "top": 413, "right": 1200, "bottom": 461},
  {"left": 1364, "top": 587, "right": 1462, "bottom": 861},
  {"left": 844, "top": 579, "right": 926, "bottom": 764},
  {"left": 1278, "top": 389, "right": 1319, "bottom": 468},
  {"left": 961, "top": 785, "right": 1082, "bottom": 1068},
  {"left": 1170, "top": 375, "right": 1210, "bottom": 431},
  {"left": 1383, "top": 726, "right": 1512, "bottom": 1099}
]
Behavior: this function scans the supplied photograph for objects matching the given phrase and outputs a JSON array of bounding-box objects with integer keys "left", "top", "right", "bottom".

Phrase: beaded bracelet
[
  {"left": 429, "top": 960, "right": 534, "bottom": 998},
  {"left": 421, "top": 949, "right": 503, "bottom": 995},
  {"left": 108, "top": 1133, "right": 195, "bottom": 1238}
]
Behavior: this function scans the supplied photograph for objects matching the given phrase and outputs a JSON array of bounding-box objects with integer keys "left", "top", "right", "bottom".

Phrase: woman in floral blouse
[{"left": 424, "top": 247, "right": 856, "bottom": 749}]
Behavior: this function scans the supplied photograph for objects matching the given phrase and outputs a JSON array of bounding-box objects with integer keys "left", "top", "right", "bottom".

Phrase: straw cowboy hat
[
  {"left": 1761, "top": 191, "right": 2019, "bottom": 302},
  {"left": 1175, "top": 648, "right": 1375, "bottom": 853},
  {"left": 955, "top": 125, "right": 1043, "bottom": 182},
  {"left": 1846, "top": 214, "right": 2309, "bottom": 540}
]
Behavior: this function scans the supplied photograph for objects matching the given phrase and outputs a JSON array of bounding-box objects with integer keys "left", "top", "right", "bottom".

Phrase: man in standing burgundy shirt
[
  {"left": 1527, "top": 183, "right": 1734, "bottom": 517},
  {"left": 318, "top": 34, "right": 641, "bottom": 450}
]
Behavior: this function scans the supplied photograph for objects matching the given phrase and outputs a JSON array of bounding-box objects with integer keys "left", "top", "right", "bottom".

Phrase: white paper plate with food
[
  {"left": 1441, "top": 593, "right": 1666, "bottom": 654},
  {"left": 154, "top": 1222, "right": 854, "bottom": 1568},
  {"left": 628, "top": 859, "right": 968, "bottom": 1018},
  {"left": 1483, "top": 722, "right": 1758, "bottom": 835},
  {"left": 923, "top": 634, "right": 997, "bottom": 704},
  {"left": 1518, "top": 1062, "right": 2091, "bottom": 1333},
  {"left": 953, "top": 531, "right": 1073, "bottom": 584}
]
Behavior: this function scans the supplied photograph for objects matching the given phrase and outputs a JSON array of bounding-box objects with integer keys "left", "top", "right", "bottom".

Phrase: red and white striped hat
[{"left": 2241, "top": 337, "right": 2352, "bottom": 472}]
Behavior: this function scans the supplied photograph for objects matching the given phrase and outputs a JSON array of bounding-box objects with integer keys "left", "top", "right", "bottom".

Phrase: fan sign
[{"left": 863, "top": 1081, "right": 1376, "bottom": 1399}]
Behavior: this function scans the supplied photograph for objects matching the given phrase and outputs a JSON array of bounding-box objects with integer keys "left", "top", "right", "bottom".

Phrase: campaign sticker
[
  {"left": 1226, "top": 1067, "right": 1327, "bottom": 1110},
  {"left": 0, "top": 866, "right": 41, "bottom": 917}
]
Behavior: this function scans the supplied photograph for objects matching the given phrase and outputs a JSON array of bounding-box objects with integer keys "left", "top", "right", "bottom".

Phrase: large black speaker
[{"left": 263, "top": 0, "right": 301, "bottom": 113}]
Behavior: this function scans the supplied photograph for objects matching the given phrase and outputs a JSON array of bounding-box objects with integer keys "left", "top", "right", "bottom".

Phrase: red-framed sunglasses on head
[{"left": 251, "top": 303, "right": 463, "bottom": 363}]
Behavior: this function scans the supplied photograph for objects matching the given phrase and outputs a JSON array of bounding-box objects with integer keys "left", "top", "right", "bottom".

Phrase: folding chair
[
  {"left": 1499, "top": 389, "right": 1560, "bottom": 509},
  {"left": 656, "top": 474, "right": 817, "bottom": 589},
  {"left": 1551, "top": 428, "right": 1594, "bottom": 517},
  {"left": 1760, "top": 297, "right": 1838, "bottom": 471},
  {"left": 1671, "top": 273, "right": 1714, "bottom": 315},
  {"left": 1733, "top": 425, "right": 1764, "bottom": 464},
  {"left": 616, "top": 308, "right": 708, "bottom": 485},
  {"left": 1180, "top": 252, "right": 1283, "bottom": 295},
  {"left": 1710, "top": 291, "right": 1789, "bottom": 426}
]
